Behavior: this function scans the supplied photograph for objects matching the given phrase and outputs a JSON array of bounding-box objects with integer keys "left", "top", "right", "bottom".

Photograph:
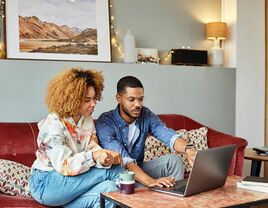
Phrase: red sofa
[
  {"left": 157, "top": 114, "right": 248, "bottom": 176},
  {"left": 0, "top": 114, "right": 248, "bottom": 207},
  {"left": 0, "top": 122, "right": 46, "bottom": 207}
]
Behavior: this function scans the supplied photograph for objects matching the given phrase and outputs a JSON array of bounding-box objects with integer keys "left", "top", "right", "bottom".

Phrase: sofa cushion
[
  {"left": 0, "top": 159, "right": 32, "bottom": 198},
  {"left": 144, "top": 127, "right": 208, "bottom": 172},
  {"left": 0, "top": 194, "right": 48, "bottom": 207}
]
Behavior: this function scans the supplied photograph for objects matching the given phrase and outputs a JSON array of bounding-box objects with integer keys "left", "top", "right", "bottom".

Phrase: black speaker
[{"left": 171, "top": 49, "right": 208, "bottom": 66}]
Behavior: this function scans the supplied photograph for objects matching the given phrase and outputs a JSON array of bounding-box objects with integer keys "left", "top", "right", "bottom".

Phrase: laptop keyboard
[
  {"left": 149, "top": 178, "right": 188, "bottom": 195},
  {"left": 170, "top": 179, "right": 187, "bottom": 193}
]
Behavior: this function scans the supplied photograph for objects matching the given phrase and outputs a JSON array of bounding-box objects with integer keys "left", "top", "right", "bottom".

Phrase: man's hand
[
  {"left": 126, "top": 162, "right": 177, "bottom": 188},
  {"left": 173, "top": 136, "right": 197, "bottom": 166},
  {"left": 186, "top": 148, "right": 197, "bottom": 167},
  {"left": 146, "top": 177, "right": 176, "bottom": 188}
]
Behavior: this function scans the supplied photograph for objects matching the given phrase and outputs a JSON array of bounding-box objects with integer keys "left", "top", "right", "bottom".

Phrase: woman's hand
[
  {"left": 92, "top": 150, "right": 113, "bottom": 166},
  {"left": 92, "top": 149, "right": 122, "bottom": 166},
  {"left": 98, "top": 151, "right": 113, "bottom": 167},
  {"left": 105, "top": 149, "right": 122, "bottom": 165},
  {"left": 87, "top": 135, "right": 100, "bottom": 151},
  {"left": 90, "top": 134, "right": 99, "bottom": 144}
]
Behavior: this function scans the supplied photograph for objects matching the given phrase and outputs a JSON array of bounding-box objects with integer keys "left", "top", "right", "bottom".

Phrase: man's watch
[{"left": 184, "top": 144, "right": 195, "bottom": 153}]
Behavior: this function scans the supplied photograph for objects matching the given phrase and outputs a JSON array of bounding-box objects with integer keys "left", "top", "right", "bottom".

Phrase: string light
[
  {"left": 109, "top": 3, "right": 172, "bottom": 63},
  {"left": 109, "top": 4, "right": 124, "bottom": 58},
  {"left": 159, "top": 50, "right": 174, "bottom": 63},
  {"left": 1, "top": 0, "right": 4, "bottom": 18}
]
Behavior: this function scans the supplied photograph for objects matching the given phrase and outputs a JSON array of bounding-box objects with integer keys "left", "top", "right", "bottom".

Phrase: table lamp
[{"left": 205, "top": 22, "right": 227, "bottom": 66}]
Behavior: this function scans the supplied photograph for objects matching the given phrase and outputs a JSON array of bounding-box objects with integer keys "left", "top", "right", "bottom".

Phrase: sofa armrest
[{"left": 207, "top": 128, "right": 248, "bottom": 176}]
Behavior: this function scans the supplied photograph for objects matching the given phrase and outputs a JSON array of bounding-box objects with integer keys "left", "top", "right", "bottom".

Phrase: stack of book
[
  {"left": 253, "top": 146, "right": 268, "bottom": 156},
  {"left": 237, "top": 176, "right": 268, "bottom": 193}
]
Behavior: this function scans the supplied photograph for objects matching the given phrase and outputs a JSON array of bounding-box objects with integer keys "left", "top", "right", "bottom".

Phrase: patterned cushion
[
  {"left": 0, "top": 159, "right": 32, "bottom": 198},
  {"left": 144, "top": 127, "right": 208, "bottom": 172}
]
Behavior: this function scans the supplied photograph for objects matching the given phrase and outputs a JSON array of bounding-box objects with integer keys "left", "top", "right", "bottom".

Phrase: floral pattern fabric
[
  {"left": 0, "top": 159, "right": 32, "bottom": 198},
  {"left": 32, "top": 113, "right": 102, "bottom": 176}
]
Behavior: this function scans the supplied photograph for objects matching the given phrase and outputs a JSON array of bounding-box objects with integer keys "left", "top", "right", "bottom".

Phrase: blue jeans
[
  {"left": 137, "top": 154, "right": 184, "bottom": 187},
  {"left": 29, "top": 165, "right": 120, "bottom": 208}
]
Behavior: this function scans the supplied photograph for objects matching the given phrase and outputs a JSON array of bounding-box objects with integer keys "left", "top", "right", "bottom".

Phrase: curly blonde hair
[{"left": 45, "top": 67, "right": 104, "bottom": 118}]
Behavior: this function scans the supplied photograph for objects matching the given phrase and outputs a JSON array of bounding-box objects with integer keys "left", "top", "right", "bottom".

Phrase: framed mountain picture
[
  {"left": 0, "top": 2, "right": 5, "bottom": 58},
  {"left": 5, "top": 0, "right": 111, "bottom": 62}
]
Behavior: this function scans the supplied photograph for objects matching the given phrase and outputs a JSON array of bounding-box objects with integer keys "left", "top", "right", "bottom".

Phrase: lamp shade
[{"left": 205, "top": 22, "right": 227, "bottom": 40}]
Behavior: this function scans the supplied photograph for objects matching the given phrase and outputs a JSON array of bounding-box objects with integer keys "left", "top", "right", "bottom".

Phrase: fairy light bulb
[{"left": 109, "top": 2, "right": 170, "bottom": 63}]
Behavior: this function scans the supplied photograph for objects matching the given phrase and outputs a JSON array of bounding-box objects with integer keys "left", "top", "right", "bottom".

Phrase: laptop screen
[{"left": 149, "top": 145, "right": 236, "bottom": 197}]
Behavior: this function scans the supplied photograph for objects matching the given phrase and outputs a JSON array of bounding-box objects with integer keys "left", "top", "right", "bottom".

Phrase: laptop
[{"left": 149, "top": 144, "right": 236, "bottom": 197}]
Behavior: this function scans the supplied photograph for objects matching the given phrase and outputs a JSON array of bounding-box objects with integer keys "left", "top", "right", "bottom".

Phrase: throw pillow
[
  {"left": 144, "top": 127, "right": 208, "bottom": 172},
  {"left": 144, "top": 136, "right": 172, "bottom": 161},
  {"left": 0, "top": 159, "right": 32, "bottom": 198}
]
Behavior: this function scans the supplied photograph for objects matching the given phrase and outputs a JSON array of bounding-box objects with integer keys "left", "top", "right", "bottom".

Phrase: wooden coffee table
[
  {"left": 244, "top": 148, "right": 268, "bottom": 176},
  {"left": 100, "top": 176, "right": 268, "bottom": 208}
]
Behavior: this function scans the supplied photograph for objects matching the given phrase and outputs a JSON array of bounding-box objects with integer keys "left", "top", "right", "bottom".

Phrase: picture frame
[
  {"left": 0, "top": 2, "right": 5, "bottom": 58},
  {"left": 5, "top": 0, "right": 111, "bottom": 62},
  {"left": 136, "top": 48, "right": 159, "bottom": 64}
]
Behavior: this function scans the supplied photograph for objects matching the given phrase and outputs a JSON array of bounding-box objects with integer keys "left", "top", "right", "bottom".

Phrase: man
[{"left": 96, "top": 76, "right": 196, "bottom": 188}]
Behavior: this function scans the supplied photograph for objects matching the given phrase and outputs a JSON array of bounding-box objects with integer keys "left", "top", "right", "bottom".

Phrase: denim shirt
[{"left": 96, "top": 106, "right": 181, "bottom": 166}]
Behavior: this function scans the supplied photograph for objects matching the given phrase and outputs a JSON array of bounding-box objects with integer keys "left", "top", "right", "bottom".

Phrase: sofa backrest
[
  {"left": 0, "top": 122, "right": 38, "bottom": 167},
  {"left": 158, "top": 114, "right": 203, "bottom": 130},
  {"left": 0, "top": 115, "right": 199, "bottom": 167},
  {"left": 0, "top": 114, "right": 246, "bottom": 176}
]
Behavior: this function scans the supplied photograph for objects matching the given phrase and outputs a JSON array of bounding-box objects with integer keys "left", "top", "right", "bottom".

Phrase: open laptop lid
[
  {"left": 149, "top": 145, "right": 236, "bottom": 197},
  {"left": 184, "top": 144, "right": 235, "bottom": 196}
]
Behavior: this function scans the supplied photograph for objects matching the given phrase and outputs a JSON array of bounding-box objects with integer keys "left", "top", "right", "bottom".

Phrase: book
[
  {"left": 237, "top": 181, "right": 268, "bottom": 193},
  {"left": 253, "top": 146, "right": 268, "bottom": 155},
  {"left": 241, "top": 176, "right": 268, "bottom": 187}
]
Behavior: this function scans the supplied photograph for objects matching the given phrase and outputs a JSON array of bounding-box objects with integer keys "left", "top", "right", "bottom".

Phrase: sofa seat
[
  {"left": 0, "top": 114, "right": 248, "bottom": 207},
  {"left": 0, "top": 194, "right": 47, "bottom": 207}
]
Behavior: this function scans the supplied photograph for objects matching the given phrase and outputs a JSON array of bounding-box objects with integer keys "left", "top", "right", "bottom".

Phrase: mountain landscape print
[{"left": 18, "top": 0, "right": 98, "bottom": 55}]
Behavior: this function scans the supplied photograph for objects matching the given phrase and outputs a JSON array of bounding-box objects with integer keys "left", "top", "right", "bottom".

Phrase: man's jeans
[
  {"left": 137, "top": 154, "right": 184, "bottom": 187},
  {"left": 30, "top": 165, "right": 120, "bottom": 208}
]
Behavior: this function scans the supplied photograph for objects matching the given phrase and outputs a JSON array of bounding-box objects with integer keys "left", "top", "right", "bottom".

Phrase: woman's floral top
[{"left": 31, "top": 113, "right": 105, "bottom": 176}]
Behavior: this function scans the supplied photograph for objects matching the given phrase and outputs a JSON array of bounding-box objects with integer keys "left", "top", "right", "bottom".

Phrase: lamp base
[{"left": 208, "top": 46, "right": 224, "bottom": 67}]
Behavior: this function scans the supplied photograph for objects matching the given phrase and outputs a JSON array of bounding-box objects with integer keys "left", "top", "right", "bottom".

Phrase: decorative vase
[
  {"left": 123, "top": 30, "right": 136, "bottom": 63},
  {"left": 208, "top": 39, "right": 224, "bottom": 67}
]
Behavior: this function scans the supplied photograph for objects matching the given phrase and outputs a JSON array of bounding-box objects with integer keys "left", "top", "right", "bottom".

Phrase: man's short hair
[{"left": 117, "top": 76, "right": 143, "bottom": 94}]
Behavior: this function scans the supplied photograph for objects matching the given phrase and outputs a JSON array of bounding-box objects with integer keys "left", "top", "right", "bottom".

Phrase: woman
[{"left": 30, "top": 67, "right": 122, "bottom": 208}]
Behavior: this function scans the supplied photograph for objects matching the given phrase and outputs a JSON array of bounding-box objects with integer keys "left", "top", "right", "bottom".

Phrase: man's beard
[{"left": 121, "top": 106, "right": 141, "bottom": 119}]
